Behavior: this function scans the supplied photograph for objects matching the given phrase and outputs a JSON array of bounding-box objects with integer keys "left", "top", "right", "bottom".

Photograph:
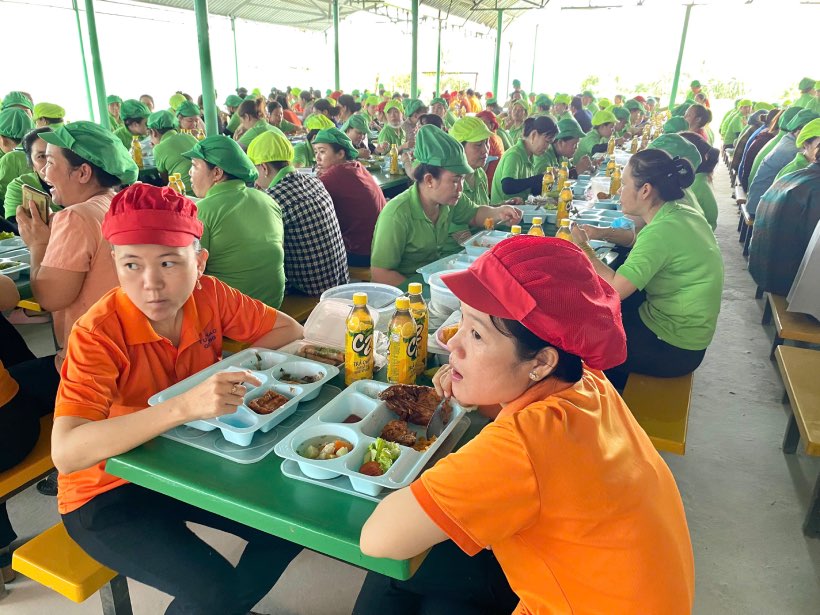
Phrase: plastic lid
[
  {"left": 408, "top": 283, "right": 422, "bottom": 294},
  {"left": 353, "top": 292, "right": 368, "bottom": 306},
  {"left": 301, "top": 298, "right": 379, "bottom": 348},
  {"left": 395, "top": 297, "right": 410, "bottom": 309},
  {"left": 532, "top": 217, "right": 543, "bottom": 224},
  {"left": 510, "top": 225, "right": 522, "bottom": 234}
]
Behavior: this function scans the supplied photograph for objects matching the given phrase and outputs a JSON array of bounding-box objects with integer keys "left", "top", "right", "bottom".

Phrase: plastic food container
[
  {"left": 417, "top": 253, "right": 477, "bottom": 284},
  {"left": 0, "top": 237, "right": 25, "bottom": 254},
  {"left": 320, "top": 283, "right": 403, "bottom": 332},
  {"left": 428, "top": 272, "right": 461, "bottom": 314},
  {"left": 461, "top": 230, "right": 512, "bottom": 257},
  {"left": 0, "top": 258, "right": 30, "bottom": 280},
  {"left": 147, "top": 348, "right": 338, "bottom": 446},
  {"left": 274, "top": 379, "right": 468, "bottom": 496}
]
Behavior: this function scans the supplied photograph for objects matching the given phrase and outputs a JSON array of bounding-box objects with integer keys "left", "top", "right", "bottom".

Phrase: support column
[
  {"left": 231, "top": 16, "right": 239, "bottom": 90},
  {"left": 83, "top": 0, "right": 108, "bottom": 129},
  {"left": 668, "top": 3, "right": 693, "bottom": 109},
  {"left": 492, "top": 10, "right": 503, "bottom": 98},
  {"left": 435, "top": 11, "right": 442, "bottom": 97},
  {"left": 193, "top": 0, "right": 219, "bottom": 136},
  {"left": 410, "top": 0, "right": 419, "bottom": 97},
  {"left": 333, "top": 0, "right": 340, "bottom": 90},
  {"left": 72, "top": 0, "right": 95, "bottom": 121},
  {"left": 530, "top": 24, "right": 538, "bottom": 94}
]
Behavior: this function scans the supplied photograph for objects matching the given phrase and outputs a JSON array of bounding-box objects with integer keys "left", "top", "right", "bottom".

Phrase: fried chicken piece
[
  {"left": 378, "top": 384, "right": 451, "bottom": 426},
  {"left": 380, "top": 420, "right": 417, "bottom": 447},
  {"left": 248, "top": 390, "right": 289, "bottom": 415}
]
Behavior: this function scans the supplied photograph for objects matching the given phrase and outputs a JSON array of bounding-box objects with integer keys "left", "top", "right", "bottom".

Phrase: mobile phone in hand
[{"left": 21, "top": 185, "right": 52, "bottom": 224}]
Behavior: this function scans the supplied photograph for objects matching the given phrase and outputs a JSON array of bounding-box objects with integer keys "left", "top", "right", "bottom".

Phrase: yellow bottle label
[
  {"left": 387, "top": 314, "right": 417, "bottom": 384},
  {"left": 556, "top": 227, "right": 573, "bottom": 241},
  {"left": 528, "top": 224, "right": 545, "bottom": 237},
  {"left": 409, "top": 302, "right": 428, "bottom": 376},
  {"left": 345, "top": 307, "right": 374, "bottom": 385},
  {"left": 607, "top": 137, "right": 615, "bottom": 155}
]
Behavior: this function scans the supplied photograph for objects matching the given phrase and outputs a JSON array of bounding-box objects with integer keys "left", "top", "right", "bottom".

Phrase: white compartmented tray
[
  {"left": 147, "top": 347, "right": 339, "bottom": 446},
  {"left": 274, "top": 379, "right": 468, "bottom": 497},
  {"left": 0, "top": 237, "right": 25, "bottom": 254},
  {"left": 460, "top": 230, "right": 512, "bottom": 257},
  {"left": 0, "top": 257, "right": 30, "bottom": 280},
  {"left": 417, "top": 252, "right": 477, "bottom": 285}
]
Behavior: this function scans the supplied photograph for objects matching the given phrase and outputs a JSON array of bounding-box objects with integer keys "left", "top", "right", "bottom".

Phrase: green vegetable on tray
[
  {"left": 363, "top": 438, "right": 400, "bottom": 474},
  {"left": 0, "top": 261, "right": 21, "bottom": 270},
  {"left": 0, "top": 231, "right": 14, "bottom": 240}
]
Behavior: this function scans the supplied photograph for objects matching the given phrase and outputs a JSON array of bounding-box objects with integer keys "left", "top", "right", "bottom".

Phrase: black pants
[
  {"left": 353, "top": 541, "right": 518, "bottom": 615},
  {"left": 605, "top": 299, "right": 706, "bottom": 390},
  {"left": 62, "top": 484, "right": 302, "bottom": 615}
]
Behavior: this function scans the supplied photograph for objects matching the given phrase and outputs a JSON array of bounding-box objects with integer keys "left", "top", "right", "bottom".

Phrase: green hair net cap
[
  {"left": 313, "top": 127, "right": 359, "bottom": 160},
  {"left": 106, "top": 95, "right": 123, "bottom": 105},
  {"left": 690, "top": 80, "right": 701, "bottom": 88},
  {"left": 291, "top": 88, "right": 302, "bottom": 96},
  {"left": 352, "top": 89, "right": 361, "bottom": 97},
  {"left": 405, "top": 99, "right": 426, "bottom": 118},
  {"left": 778, "top": 107, "right": 803, "bottom": 129},
  {"left": 304, "top": 114, "right": 335, "bottom": 131},
  {"left": 672, "top": 103, "right": 691, "bottom": 117},
  {"left": 182, "top": 135, "right": 259, "bottom": 184},
  {"left": 384, "top": 100, "right": 403, "bottom": 115},
  {"left": 147, "top": 110, "right": 178, "bottom": 130},
  {"left": 598, "top": 97, "right": 611, "bottom": 109},
  {"left": 555, "top": 118, "right": 586, "bottom": 141},
  {"left": 753, "top": 102, "right": 774, "bottom": 112},
  {"left": 535, "top": 94, "right": 552, "bottom": 107},
  {"left": 3, "top": 91, "right": 34, "bottom": 111},
  {"left": 591, "top": 109, "right": 617, "bottom": 127},
  {"left": 247, "top": 128, "right": 294, "bottom": 164},
  {"left": 663, "top": 117, "right": 689, "bottom": 134},
  {"left": 33, "top": 102, "right": 65, "bottom": 120},
  {"left": 511, "top": 99, "right": 529, "bottom": 112},
  {"left": 430, "top": 97, "right": 447, "bottom": 107},
  {"left": 796, "top": 118, "right": 820, "bottom": 148},
  {"left": 0, "top": 108, "right": 34, "bottom": 140},
  {"left": 224, "top": 95, "right": 243, "bottom": 107},
  {"left": 787, "top": 109, "right": 820, "bottom": 132},
  {"left": 486, "top": 97, "right": 497, "bottom": 105},
  {"left": 365, "top": 95, "right": 381, "bottom": 106},
  {"left": 612, "top": 107, "right": 630, "bottom": 122},
  {"left": 582, "top": 90, "right": 595, "bottom": 99},
  {"left": 378, "top": 84, "right": 385, "bottom": 90},
  {"left": 648, "top": 134, "right": 702, "bottom": 172},
  {"left": 450, "top": 117, "right": 492, "bottom": 143},
  {"left": 413, "top": 124, "right": 472, "bottom": 175},
  {"left": 512, "top": 79, "right": 521, "bottom": 88},
  {"left": 176, "top": 101, "right": 201, "bottom": 118},
  {"left": 120, "top": 99, "right": 151, "bottom": 121},
  {"left": 799, "top": 77, "right": 815, "bottom": 92},
  {"left": 553, "top": 94, "right": 571, "bottom": 106},
  {"left": 624, "top": 100, "right": 643, "bottom": 112},
  {"left": 169, "top": 94, "right": 187, "bottom": 110},
  {"left": 738, "top": 99, "right": 753, "bottom": 108},
  {"left": 341, "top": 114, "right": 369, "bottom": 134},
  {"left": 39, "top": 121, "right": 138, "bottom": 184}
]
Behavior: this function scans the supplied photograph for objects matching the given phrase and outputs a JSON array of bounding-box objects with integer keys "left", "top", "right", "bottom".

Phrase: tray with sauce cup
[
  {"left": 461, "top": 230, "right": 513, "bottom": 257},
  {"left": 274, "top": 379, "right": 469, "bottom": 498}
]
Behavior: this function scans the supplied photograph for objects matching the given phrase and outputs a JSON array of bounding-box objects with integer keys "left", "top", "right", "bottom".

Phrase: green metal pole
[
  {"left": 231, "top": 16, "right": 239, "bottom": 90},
  {"left": 410, "top": 0, "right": 419, "bottom": 97},
  {"left": 193, "top": 0, "right": 219, "bottom": 136},
  {"left": 72, "top": 0, "right": 95, "bottom": 122},
  {"left": 333, "top": 0, "right": 340, "bottom": 90},
  {"left": 530, "top": 24, "right": 538, "bottom": 94},
  {"left": 83, "top": 0, "right": 108, "bottom": 129},
  {"left": 668, "top": 3, "right": 693, "bottom": 109},
  {"left": 492, "top": 10, "right": 502, "bottom": 99},
  {"left": 435, "top": 11, "right": 442, "bottom": 97}
]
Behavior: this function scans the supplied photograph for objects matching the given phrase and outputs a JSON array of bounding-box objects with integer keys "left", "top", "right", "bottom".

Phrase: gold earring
[{"left": 529, "top": 371, "right": 539, "bottom": 381}]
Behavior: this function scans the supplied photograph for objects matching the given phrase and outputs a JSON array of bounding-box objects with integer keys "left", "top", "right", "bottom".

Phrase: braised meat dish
[
  {"left": 380, "top": 420, "right": 418, "bottom": 447},
  {"left": 378, "top": 384, "right": 451, "bottom": 426}
]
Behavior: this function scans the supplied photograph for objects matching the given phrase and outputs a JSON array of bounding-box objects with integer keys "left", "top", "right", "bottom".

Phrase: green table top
[{"left": 106, "top": 368, "right": 485, "bottom": 580}]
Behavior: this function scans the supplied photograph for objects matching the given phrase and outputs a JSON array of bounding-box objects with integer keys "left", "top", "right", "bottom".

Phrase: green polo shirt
[
  {"left": 292, "top": 141, "right": 314, "bottom": 168},
  {"left": 226, "top": 112, "right": 241, "bottom": 134},
  {"left": 491, "top": 140, "right": 533, "bottom": 204},
  {"left": 689, "top": 173, "right": 717, "bottom": 231},
  {"left": 573, "top": 130, "right": 606, "bottom": 165},
  {"left": 113, "top": 125, "right": 137, "bottom": 150},
  {"left": 533, "top": 143, "right": 565, "bottom": 175},
  {"left": 618, "top": 201, "right": 723, "bottom": 351},
  {"left": 197, "top": 179, "right": 285, "bottom": 308},
  {"left": 585, "top": 102, "right": 600, "bottom": 115},
  {"left": 377, "top": 125, "right": 406, "bottom": 147},
  {"left": 4, "top": 172, "right": 46, "bottom": 219},
  {"left": 273, "top": 119, "right": 298, "bottom": 134},
  {"left": 444, "top": 167, "right": 490, "bottom": 254},
  {"left": 0, "top": 149, "right": 31, "bottom": 208},
  {"left": 443, "top": 111, "right": 457, "bottom": 129},
  {"left": 506, "top": 124, "right": 523, "bottom": 145},
  {"left": 238, "top": 119, "right": 277, "bottom": 149},
  {"left": 153, "top": 130, "right": 198, "bottom": 195},
  {"left": 371, "top": 183, "right": 479, "bottom": 277},
  {"left": 775, "top": 152, "right": 810, "bottom": 181},
  {"left": 496, "top": 128, "right": 513, "bottom": 150},
  {"left": 108, "top": 114, "right": 124, "bottom": 131}
]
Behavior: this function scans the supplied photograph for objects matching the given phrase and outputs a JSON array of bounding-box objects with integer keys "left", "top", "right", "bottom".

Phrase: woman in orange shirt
[
  {"left": 476, "top": 110, "right": 505, "bottom": 193},
  {"left": 51, "top": 183, "right": 305, "bottom": 615},
  {"left": 358, "top": 237, "right": 695, "bottom": 615}
]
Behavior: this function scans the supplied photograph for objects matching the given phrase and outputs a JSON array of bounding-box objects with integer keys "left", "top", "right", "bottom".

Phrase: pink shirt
[{"left": 41, "top": 192, "right": 119, "bottom": 363}]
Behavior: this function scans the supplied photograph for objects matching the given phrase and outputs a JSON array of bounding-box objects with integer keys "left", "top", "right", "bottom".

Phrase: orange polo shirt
[
  {"left": 0, "top": 360, "right": 19, "bottom": 407},
  {"left": 411, "top": 368, "right": 694, "bottom": 615},
  {"left": 55, "top": 275, "right": 277, "bottom": 515}
]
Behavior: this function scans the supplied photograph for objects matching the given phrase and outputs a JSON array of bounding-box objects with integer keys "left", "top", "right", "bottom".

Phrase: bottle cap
[
  {"left": 353, "top": 292, "right": 368, "bottom": 306},
  {"left": 532, "top": 217, "right": 543, "bottom": 225},
  {"left": 408, "top": 283, "right": 422, "bottom": 294},
  {"left": 510, "top": 225, "right": 522, "bottom": 234},
  {"left": 395, "top": 297, "right": 410, "bottom": 310}
]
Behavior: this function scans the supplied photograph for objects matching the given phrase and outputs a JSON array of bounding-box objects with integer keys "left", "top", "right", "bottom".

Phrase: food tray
[
  {"left": 274, "top": 379, "right": 468, "bottom": 497},
  {"left": 280, "top": 414, "right": 471, "bottom": 502},
  {"left": 147, "top": 347, "right": 339, "bottom": 446},
  {"left": 428, "top": 309, "right": 461, "bottom": 355},
  {"left": 417, "top": 252, "right": 477, "bottom": 284},
  {"left": 0, "top": 237, "right": 25, "bottom": 254},
  {"left": 0, "top": 257, "right": 30, "bottom": 280},
  {"left": 161, "top": 385, "right": 341, "bottom": 464},
  {"left": 460, "top": 230, "right": 512, "bottom": 257}
]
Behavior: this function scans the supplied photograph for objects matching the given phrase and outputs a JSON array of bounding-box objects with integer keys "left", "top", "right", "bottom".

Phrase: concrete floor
[{"left": 2, "top": 162, "right": 819, "bottom": 614}]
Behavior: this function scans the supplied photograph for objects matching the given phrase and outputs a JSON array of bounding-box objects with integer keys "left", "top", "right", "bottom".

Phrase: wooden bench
[
  {"left": 279, "top": 293, "right": 320, "bottom": 324},
  {"left": 737, "top": 201, "right": 754, "bottom": 257},
  {"left": 622, "top": 372, "right": 694, "bottom": 455},
  {"left": 761, "top": 293, "right": 820, "bottom": 359},
  {"left": 0, "top": 415, "right": 54, "bottom": 598},
  {"left": 11, "top": 523, "right": 132, "bottom": 613},
  {"left": 775, "top": 346, "right": 820, "bottom": 537}
]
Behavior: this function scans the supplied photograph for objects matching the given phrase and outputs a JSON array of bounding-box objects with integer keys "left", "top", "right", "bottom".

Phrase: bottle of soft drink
[
  {"left": 528, "top": 217, "right": 545, "bottom": 236},
  {"left": 510, "top": 225, "right": 522, "bottom": 235},
  {"left": 606, "top": 156, "right": 617, "bottom": 178},
  {"left": 556, "top": 163, "right": 569, "bottom": 192},
  {"left": 345, "top": 293, "right": 374, "bottom": 386},
  {"left": 630, "top": 136, "right": 639, "bottom": 154},
  {"left": 407, "top": 283, "right": 428, "bottom": 376},
  {"left": 541, "top": 167, "right": 554, "bottom": 195},
  {"left": 387, "top": 297, "right": 417, "bottom": 384},
  {"left": 607, "top": 135, "right": 616, "bottom": 155},
  {"left": 130, "top": 136, "right": 143, "bottom": 169},
  {"left": 555, "top": 219, "right": 573, "bottom": 241},
  {"left": 389, "top": 143, "right": 400, "bottom": 175},
  {"left": 557, "top": 185, "right": 572, "bottom": 226},
  {"left": 610, "top": 167, "right": 622, "bottom": 197},
  {"left": 173, "top": 173, "right": 186, "bottom": 196}
]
